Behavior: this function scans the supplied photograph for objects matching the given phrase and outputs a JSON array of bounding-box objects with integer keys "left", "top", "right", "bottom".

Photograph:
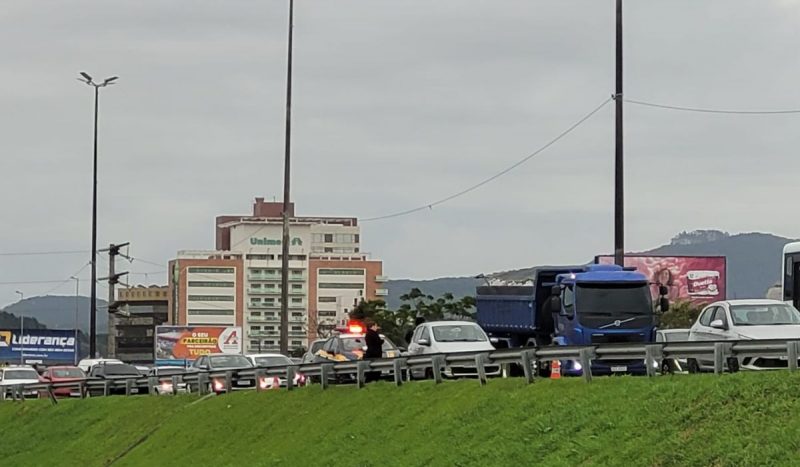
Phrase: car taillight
[
  {"left": 212, "top": 379, "right": 225, "bottom": 391},
  {"left": 160, "top": 382, "right": 173, "bottom": 392},
  {"left": 258, "top": 377, "right": 269, "bottom": 389}
]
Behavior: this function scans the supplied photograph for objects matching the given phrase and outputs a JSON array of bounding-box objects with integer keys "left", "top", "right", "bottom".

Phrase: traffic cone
[{"left": 550, "top": 360, "right": 561, "bottom": 380}]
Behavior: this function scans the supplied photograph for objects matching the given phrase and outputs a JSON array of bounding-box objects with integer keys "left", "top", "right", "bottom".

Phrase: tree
[{"left": 659, "top": 300, "right": 702, "bottom": 329}]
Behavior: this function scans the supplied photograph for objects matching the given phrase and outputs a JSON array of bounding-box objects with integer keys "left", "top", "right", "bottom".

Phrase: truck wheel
[
  {"left": 687, "top": 358, "right": 700, "bottom": 374},
  {"left": 727, "top": 357, "right": 740, "bottom": 373}
]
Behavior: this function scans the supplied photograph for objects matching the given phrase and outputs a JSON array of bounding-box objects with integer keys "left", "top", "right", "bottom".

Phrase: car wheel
[
  {"left": 661, "top": 360, "right": 674, "bottom": 375},
  {"left": 687, "top": 358, "right": 700, "bottom": 374},
  {"left": 727, "top": 357, "right": 740, "bottom": 373}
]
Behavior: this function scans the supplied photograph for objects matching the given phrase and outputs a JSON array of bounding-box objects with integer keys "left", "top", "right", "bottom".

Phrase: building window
[
  {"left": 266, "top": 326, "right": 275, "bottom": 331},
  {"left": 251, "top": 311, "right": 261, "bottom": 316},
  {"left": 251, "top": 326, "right": 261, "bottom": 331},
  {"left": 318, "top": 310, "right": 336, "bottom": 317},
  {"left": 291, "top": 326, "right": 303, "bottom": 331},
  {"left": 188, "top": 309, "right": 235, "bottom": 316},
  {"left": 291, "top": 298, "right": 302, "bottom": 304},
  {"left": 188, "top": 295, "right": 235, "bottom": 301},
  {"left": 246, "top": 254, "right": 271, "bottom": 260},
  {"left": 324, "top": 234, "right": 333, "bottom": 243},
  {"left": 265, "top": 340, "right": 274, "bottom": 345},
  {"left": 188, "top": 267, "right": 234, "bottom": 274},
  {"left": 312, "top": 233, "right": 324, "bottom": 243},
  {"left": 318, "top": 283, "right": 363, "bottom": 289},
  {"left": 291, "top": 284, "right": 302, "bottom": 290},
  {"left": 318, "top": 269, "right": 364, "bottom": 276},
  {"left": 187, "top": 281, "right": 234, "bottom": 288},
  {"left": 311, "top": 246, "right": 325, "bottom": 253},
  {"left": 292, "top": 312, "right": 302, "bottom": 317},
  {"left": 355, "top": 234, "right": 360, "bottom": 243},
  {"left": 292, "top": 341, "right": 302, "bottom": 346},
  {"left": 291, "top": 270, "right": 303, "bottom": 276},
  {"left": 250, "top": 340, "right": 260, "bottom": 347},
  {"left": 318, "top": 297, "right": 337, "bottom": 303},
  {"left": 324, "top": 247, "right": 333, "bottom": 253}
]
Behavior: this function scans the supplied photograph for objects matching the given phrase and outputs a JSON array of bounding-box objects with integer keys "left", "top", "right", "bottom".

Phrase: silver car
[
  {"left": 688, "top": 299, "right": 800, "bottom": 371},
  {"left": 406, "top": 321, "right": 501, "bottom": 379},
  {"left": 656, "top": 329, "right": 690, "bottom": 374}
]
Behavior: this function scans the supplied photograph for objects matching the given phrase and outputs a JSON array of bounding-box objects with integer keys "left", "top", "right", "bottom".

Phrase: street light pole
[
  {"left": 70, "top": 276, "right": 80, "bottom": 365},
  {"left": 279, "top": 0, "right": 294, "bottom": 356},
  {"left": 78, "top": 72, "right": 118, "bottom": 358},
  {"left": 15, "top": 291, "right": 23, "bottom": 365},
  {"left": 613, "top": 0, "right": 625, "bottom": 266}
]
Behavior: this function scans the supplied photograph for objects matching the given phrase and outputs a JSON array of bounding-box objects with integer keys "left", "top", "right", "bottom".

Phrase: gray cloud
[{"left": 2, "top": 0, "right": 799, "bottom": 307}]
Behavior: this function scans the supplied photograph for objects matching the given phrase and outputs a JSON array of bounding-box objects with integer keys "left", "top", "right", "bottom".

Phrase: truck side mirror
[
  {"left": 659, "top": 285, "right": 669, "bottom": 296},
  {"left": 660, "top": 297, "right": 670, "bottom": 312}
]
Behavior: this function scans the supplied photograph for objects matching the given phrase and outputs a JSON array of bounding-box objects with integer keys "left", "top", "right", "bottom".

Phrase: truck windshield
[{"left": 576, "top": 283, "right": 654, "bottom": 328}]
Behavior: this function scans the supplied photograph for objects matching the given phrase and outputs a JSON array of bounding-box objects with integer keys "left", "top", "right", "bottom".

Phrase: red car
[{"left": 40, "top": 366, "right": 86, "bottom": 398}]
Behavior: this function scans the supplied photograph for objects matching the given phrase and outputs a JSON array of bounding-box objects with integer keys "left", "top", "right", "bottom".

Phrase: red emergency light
[{"left": 347, "top": 320, "right": 364, "bottom": 334}]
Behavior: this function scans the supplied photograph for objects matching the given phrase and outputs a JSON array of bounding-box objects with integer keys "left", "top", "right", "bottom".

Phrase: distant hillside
[
  {"left": 2, "top": 296, "right": 108, "bottom": 334},
  {"left": 386, "top": 230, "right": 795, "bottom": 307}
]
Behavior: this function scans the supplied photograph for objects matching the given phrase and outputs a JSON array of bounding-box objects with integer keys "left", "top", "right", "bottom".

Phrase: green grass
[{"left": 2, "top": 372, "right": 800, "bottom": 466}]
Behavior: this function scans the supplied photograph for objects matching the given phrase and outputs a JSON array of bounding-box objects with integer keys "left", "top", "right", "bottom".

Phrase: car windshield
[
  {"left": 52, "top": 368, "right": 84, "bottom": 378},
  {"left": 100, "top": 365, "right": 140, "bottom": 376},
  {"left": 576, "top": 283, "right": 654, "bottom": 328},
  {"left": 342, "top": 337, "right": 366, "bottom": 352},
  {"left": 730, "top": 304, "right": 800, "bottom": 326},
  {"left": 310, "top": 341, "right": 325, "bottom": 353},
  {"left": 253, "top": 356, "right": 291, "bottom": 367},
  {"left": 662, "top": 331, "right": 689, "bottom": 342},
  {"left": 432, "top": 324, "right": 486, "bottom": 342},
  {"left": 4, "top": 370, "right": 38, "bottom": 380},
  {"left": 209, "top": 355, "right": 252, "bottom": 369}
]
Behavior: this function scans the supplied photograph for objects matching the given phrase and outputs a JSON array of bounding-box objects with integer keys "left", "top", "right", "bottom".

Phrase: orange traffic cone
[{"left": 550, "top": 360, "right": 562, "bottom": 380}]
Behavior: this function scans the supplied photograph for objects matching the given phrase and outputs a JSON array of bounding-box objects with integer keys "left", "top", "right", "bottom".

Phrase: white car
[
  {"left": 688, "top": 299, "right": 800, "bottom": 371},
  {"left": 0, "top": 366, "right": 41, "bottom": 400},
  {"left": 407, "top": 321, "right": 501, "bottom": 379},
  {"left": 246, "top": 353, "right": 306, "bottom": 388},
  {"left": 78, "top": 358, "right": 123, "bottom": 373}
]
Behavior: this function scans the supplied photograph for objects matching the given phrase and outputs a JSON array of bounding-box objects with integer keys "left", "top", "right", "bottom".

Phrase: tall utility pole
[
  {"left": 78, "top": 72, "right": 118, "bottom": 357},
  {"left": 279, "top": 0, "right": 295, "bottom": 356},
  {"left": 100, "top": 242, "right": 129, "bottom": 359},
  {"left": 70, "top": 276, "right": 80, "bottom": 365},
  {"left": 613, "top": 0, "right": 625, "bottom": 267}
]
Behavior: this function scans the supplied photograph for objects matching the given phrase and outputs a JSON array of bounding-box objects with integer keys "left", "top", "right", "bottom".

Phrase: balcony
[
  {"left": 375, "top": 275, "right": 389, "bottom": 282},
  {"left": 375, "top": 288, "right": 389, "bottom": 296},
  {"left": 247, "top": 314, "right": 279, "bottom": 323},
  {"left": 249, "top": 273, "right": 306, "bottom": 282},
  {"left": 248, "top": 302, "right": 279, "bottom": 309},
  {"left": 248, "top": 330, "right": 279, "bottom": 338}
]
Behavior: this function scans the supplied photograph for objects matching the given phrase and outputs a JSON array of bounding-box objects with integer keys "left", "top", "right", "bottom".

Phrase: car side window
[
  {"left": 563, "top": 285, "right": 575, "bottom": 313},
  {"left": 195, "top": 356, "right": 206, "bottom": 369},
  {"left": 420, "top": 326, "right": 430, "bottom": 342},
  {"left": 712, "top": 307, "right": 728, "bottom": 327},
  {"left": 322, "top": 338, "right": 335, "bottom": 353},
  {"left": 699, "top": 307, "right": 715, "bottom": 326}
]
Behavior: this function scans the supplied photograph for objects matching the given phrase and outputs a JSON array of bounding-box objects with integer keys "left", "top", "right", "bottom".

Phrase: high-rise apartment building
[{"left": 168, "top": 198, "right": 386, "bottom": 353}]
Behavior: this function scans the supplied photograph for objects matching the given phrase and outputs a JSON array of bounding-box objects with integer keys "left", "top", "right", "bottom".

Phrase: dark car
[
  {"left": 187, "top": 354, "right": 255, "bottom": 394},
  {"left": 87, "top": 363, "right": 149, "bottom": 396}
]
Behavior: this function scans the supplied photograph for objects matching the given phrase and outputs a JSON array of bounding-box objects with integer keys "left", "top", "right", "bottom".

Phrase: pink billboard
[{"left": 595, "top": 255, "right": 726, "bottom": 304}]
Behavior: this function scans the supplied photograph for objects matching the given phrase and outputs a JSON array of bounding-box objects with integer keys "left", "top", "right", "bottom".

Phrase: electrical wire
[
  {"left": 360, "top": 96, "right": 613, "bottom": 222},
  {"left": 0, "top": 249, "right": 89, "bottom": 257},
  {"left": 624, "top": 98, "right": 800, "bottom": 115},
  {"left": 38, "top": 262, "right": 92, "bottom": 296}
]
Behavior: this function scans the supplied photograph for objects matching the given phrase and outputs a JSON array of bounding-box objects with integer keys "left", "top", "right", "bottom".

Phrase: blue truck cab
[{"left": 476, "top": 264, "right": 665, "bottom": 376}]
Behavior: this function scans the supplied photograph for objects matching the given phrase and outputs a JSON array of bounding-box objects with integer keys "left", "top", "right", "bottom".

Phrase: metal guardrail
[{"left": 4, "top": 339, "right": 800, "bottom": 402}]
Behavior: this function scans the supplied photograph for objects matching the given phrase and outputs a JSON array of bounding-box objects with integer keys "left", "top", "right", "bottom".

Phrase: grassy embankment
[{"left": 2, "top": 372, "right": 800, "bottom": 466}]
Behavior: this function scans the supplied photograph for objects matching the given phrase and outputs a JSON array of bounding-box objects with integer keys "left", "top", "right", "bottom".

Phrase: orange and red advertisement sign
[{"left": 155, "top": 326, "right": 242, "bottom": 364}]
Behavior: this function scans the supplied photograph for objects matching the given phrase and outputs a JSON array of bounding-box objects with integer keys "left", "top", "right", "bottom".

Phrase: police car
[{"left": 311, "top": 321, "right": 400, "bottom": 382}]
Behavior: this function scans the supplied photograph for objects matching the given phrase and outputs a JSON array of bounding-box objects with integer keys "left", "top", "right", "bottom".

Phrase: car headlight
[
  {"left": 573, "top": 361, "right": 582, "bottom": 371},
  {"left": 160, "top": 382, "right": 173, "bottom": 392}
]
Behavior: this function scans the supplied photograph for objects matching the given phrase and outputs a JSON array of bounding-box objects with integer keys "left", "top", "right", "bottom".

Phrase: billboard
[
  {"left": 595, "top": 255, "right": 727, "bottom": 304},
  {"left": 0, "top": 329, "right": 77, "bottom": 365},
  {"left": 155, "top": 326, "right": 242, "bottom": 366}
]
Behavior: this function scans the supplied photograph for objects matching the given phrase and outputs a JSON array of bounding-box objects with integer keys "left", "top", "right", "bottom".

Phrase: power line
[
  {"left": 625, "top": 98, "right": 800, "bottom": 115},
  {"left": 0, "top": 250, "right": 89, "bottom": 257},
  {"left": 38, "top": 262, "right": 92, "bottom": 296},
  {"left": 360, "top": 96, "right": 613, "bottom": 222}
]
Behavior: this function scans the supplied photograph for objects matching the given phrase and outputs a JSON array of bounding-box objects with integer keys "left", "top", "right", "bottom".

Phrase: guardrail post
[
  {"left": 356, "top": 361, "right": 369, "bottom": 389},
  {"left": 12, "top": 385, "right": 21, "bottom": 401},
  {"left": 79, "top": 382, "right": 86, "bottom": 399},
  {"left": 47, "top": 385, "right": 58, "bottom": 405},
  {"left": 713, "top": 342, "right": 729, "bottom": 375},
  {"left": 393, "top": 358, "right": 406, "bottom": 387},
  {"left": 148, "top": 377, "right": 158, "bottom": 396},
  {"left": 171, "top": 375, "right": 179, "bottom": 396},
  {"left": 432, "top": 356, "right": 445, "bottom": 384},
  {"left": 286, "top": 366, "right": 296, "bottom": 391},
  {"left": 224, "top": 371, "right": 233, "bottom": 393},
  {"left": 788, "top": 341, "right": 800, "bottom": 371},
  {"left": 125, "top": 378, "right": 134, "bottom": 396},
  {"left": 198, "top": 373, "right": 209, "bottom": 395},
  {"left": 579, "top": 348, "right": 593, "bottom": 383},
  {"left": 521, "top": 349, "right": 536, "bottom": 384},
  {"left": 103, "top": 380, "right": 111, "bottom": 397},
  {"left": 476, "top": 353, "right": 489, "bottom": 386},
  {"left": 645, "top": 345, "right": 659, "bottom": 378},
  {"left": 255, "top": 369, "right": 266, "bottom": 392},
  {"left": 321, "top": 364, "right": 333, "bottom": 390}
]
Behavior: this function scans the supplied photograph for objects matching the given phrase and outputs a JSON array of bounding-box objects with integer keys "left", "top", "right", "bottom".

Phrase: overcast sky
[{"left": 2, "top": 0, "right": 800, "bottom": 307}]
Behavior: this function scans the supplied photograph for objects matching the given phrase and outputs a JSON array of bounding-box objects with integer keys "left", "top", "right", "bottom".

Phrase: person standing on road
[{"left": 364, "top": 319, "right": 383, "bottom": 383}]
